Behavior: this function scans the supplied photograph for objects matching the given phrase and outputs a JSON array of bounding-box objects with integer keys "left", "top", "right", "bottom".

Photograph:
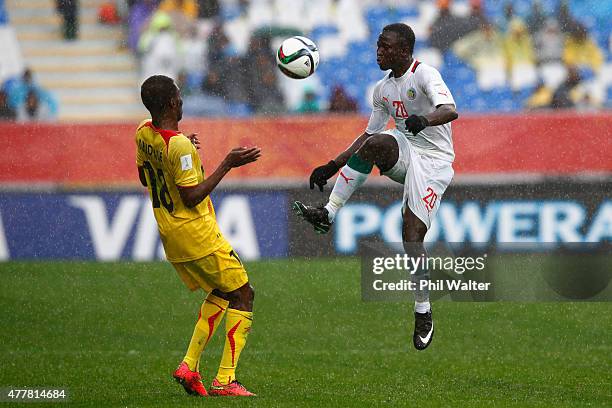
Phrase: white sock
[
  {"left": 324, "top": 165, "right": 369, "bottom": 222},
  {"left": 415, "top": 301, "right": 431, "bottom": 314}
]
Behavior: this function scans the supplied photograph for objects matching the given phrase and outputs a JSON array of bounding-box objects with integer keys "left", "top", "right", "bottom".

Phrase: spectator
[
  {"left": 56, "top": 0, "right": 79, "bottom": 40},
  {"left": 497, "top": 2, "right": 515, "bottom": 34},
  {"left": 138, "top": 11, "right": 184, "bottom": 81},
  {"left": 533, "top": 19, "right": 564, "bottom": 65},
  {"left": 296, "top": 87, "right": 320, "bottom": 114},
  {"left": 557, "top": 0, "right": 579, "bottom": 34},
  {"left": 182, "top": 25, "right": 207, "bottom": 93},
  {"left": 98, "top": 2, "right": 121, "bottom": 24},
  {"left": 159, "top": 0, "right": 197, "bottom": 18},
  {"left": 17, "top": 90, "right": 54, "bottom": 122},
  {"left": 504, "top": 20, "right": 537, "bottom": 90},
  {"left": 0, "top": 89, "right": 16, "bottom": 121},
  {"left": 159, "top": 0, "right": 198, "bottom": 38},
  {"left": 550, "top": 66, "right": 581, "bottom": 109},
  {"left": 525, "top": 81, "right": 553, "bottom": 110},
  {"left": 453, "top": 23, "right": 506, "bottom": 90},
  {"left": 525, "top": 0, "right": 547, "bottom": 35},
  {"left": 562, "top": 24, "right": 604, "bottom": 74},
  {"left": 241, "top": 33, "right": 281, "bottom": 113},
  {"left": 5, "top": 69, "right": 58, "bottom": 119},
  {"left": 197, "top": 0, "right": 219, "bottom": 19},
  {"left": 128, "top": 0, "right": 158, "bottom": 53},
  {"left": 329, "top": 85, "right": 358, "bottom": 113},
  {"left": 243, "top": 33, "right": 284, "bottom": 114},
  {"left": 114, "top": 0, "right": 132, "bottom": 49},
  {"left": 202, "top": 22, "right": 246, "bottom": 103},
  {"left": 463, "top": 0, "right": 489, "bottom": 34},
  {"left": 574, "top": 93, "right": 598, "bottom": 112},
  {"left": 429, "top": 0, "right": 473, "bottom": 52},
  {"left": 250, "top": 64, "right": 285, "bottom": 115}
]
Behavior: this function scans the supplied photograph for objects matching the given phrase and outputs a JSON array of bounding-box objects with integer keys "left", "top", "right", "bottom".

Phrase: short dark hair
[
  {"left": 382, "top": 23, "right": 416, "bottom": 54},
  {"left": 140, "top": 75, "right": 177, "bottom": 116}
]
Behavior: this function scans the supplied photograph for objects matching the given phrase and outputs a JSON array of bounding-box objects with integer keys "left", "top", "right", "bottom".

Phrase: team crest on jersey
[{"left": 407, "top": 88, "right": 417, "bottom": 100}]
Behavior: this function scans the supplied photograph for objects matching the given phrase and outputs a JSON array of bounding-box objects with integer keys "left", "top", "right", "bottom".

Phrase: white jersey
[{"left": 366, "top": 60, "right": 456, "bottom": 162}]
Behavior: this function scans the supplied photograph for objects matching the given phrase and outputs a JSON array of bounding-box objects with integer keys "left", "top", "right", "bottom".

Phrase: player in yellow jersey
[{"left": 136, "top": 75, "right": 261, "bottom": 397}]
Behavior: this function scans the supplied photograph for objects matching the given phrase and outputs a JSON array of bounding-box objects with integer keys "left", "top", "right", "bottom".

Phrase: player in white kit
[{"left": 294, "top": 23, "right": 458, "bottom": 350}]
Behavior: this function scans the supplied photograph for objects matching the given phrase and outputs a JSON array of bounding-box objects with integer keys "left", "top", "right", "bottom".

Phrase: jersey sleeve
[
  {"left": 418, "top": 66, "right": 456, "bottom": 108},
  {"left": 135, "top": 119, "right": 151, "bottom": 167},
  {"left": 365, "top": 81, "right": 390, "bottom": 134},
  {"left": 136, "top": 134, "right": 144, "bottom": 166},
  {"left": 168, "top": 135, "right": 199, "bottom": 187}
]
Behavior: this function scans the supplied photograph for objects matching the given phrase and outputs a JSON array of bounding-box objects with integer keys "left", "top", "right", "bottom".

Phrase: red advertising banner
[{"left": 1, "top": 112, "right": 610, "bottom": 185}]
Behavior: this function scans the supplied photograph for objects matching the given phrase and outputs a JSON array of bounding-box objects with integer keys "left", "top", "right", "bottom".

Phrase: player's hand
[
  {"left": 405, "top": 115, "right": 429, "bottom": 135},
  {"left": 309, "top": 160, "right": 339, "bottom": 192},
  {"left": 187, "top": 133, "right": 200, "bottom": 150},
  {"left": 223, "top": 147, "right": 262, "bottom": 169}
]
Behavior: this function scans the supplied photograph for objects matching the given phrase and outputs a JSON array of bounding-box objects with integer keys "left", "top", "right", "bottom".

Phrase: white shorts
[{"left": 380, "top": 129, "right": 454, "bottom": 229}]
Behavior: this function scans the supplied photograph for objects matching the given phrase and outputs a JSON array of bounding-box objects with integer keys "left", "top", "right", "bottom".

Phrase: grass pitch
[{"left": 1, "top": 259, "right": 610, "bottom": 407}]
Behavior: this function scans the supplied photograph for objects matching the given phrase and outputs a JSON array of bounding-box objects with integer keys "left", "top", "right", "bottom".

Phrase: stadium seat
[
  {"left": 599, "top": 63, "right": 612, "bottom": 87},
  {"left": 317, "top": 34, "right": 348, "bottom": 59},
  {"left": 220, "top": 2, "right": 242, "bottom": 22},
  {"left": 183, "top": 94, "right": 227, "bottom": 117},
  {"left": 311, "top": 25, "right": 338, "bottom": 43},
  {"left": 539, "top": 63, "right": 567, "bottom": 90},
  {"left": 247, "top": 1, "right": 273, "bottom": 28},
  {"left": 225, "top": 102, "right": 252, "bottom": 117},
  {"left": 0, "top": 26, "right": 24, "bottom": 84},
  {"left": 578, "top": 67, "right": 596, "bottom": 82},
  {"left": 305, "top": 0, "right": 334, "bottom": 28},
  {"left": 592, "top": 29, "right": 611, "bottom": 60},
  {"left": 415, "top": 48, "right": 442, "bottom": 70},
  {"left": 442, "top": 51, "right": 468, "bottom": 71},
  {"left": 0, "top": 0, "right": 7, "bottom": 25},
  {"left": 450, "top": 1, "right": 470, "bottom": 17},
  {"left": 314, "top": 1, "right": 610, "bottom": 113},
  {"left": 456, "top": 66, "right": 476, "bottom": 82},
  {"left": 510, "top": 64, "right": 538, "bottom": 91},
  {"left": 540, "top": 0, "right": 561, "bottom": 12},
  {"left": 471, "top": 96, "right": 489, "bottom": 112},
  {"left": 207, "top": 0, "right": 611, "bottom": 115},
  {"left": 515, "top": 86, "right": 535, "bottom": 103},
  {"left": 184, "top": 72, "right": 204, "bottom": 93},
  {"left": 276, "top": 0, "right": 312, "bottom": 32},
  {"left": 511, "top": 0, "right": 533, "bottom": 16},
  {"left": 365, "top": 8, "right": 390, "bottom": 29}
]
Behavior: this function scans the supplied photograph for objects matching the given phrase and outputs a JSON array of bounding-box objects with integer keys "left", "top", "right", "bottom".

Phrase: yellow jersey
[{"left": 135, "top": 119, "right": 225, "bottom": 262}]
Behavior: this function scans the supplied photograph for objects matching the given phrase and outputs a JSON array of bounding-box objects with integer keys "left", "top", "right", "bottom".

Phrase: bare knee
[
  {"left": 360, "top": 133, "right": 386, "bottom": 151},
  {"left": 356, "top": 134, "right": 398, "bottom": 172},
  {"left": 404, "top": 223, "right": 427, "bottom": 242},
  {"left": 358, "top": 134, "right": 388, "bottom": 158},
  {"left": 226, "top": 283, "right": 254, "bottom": 312},
  {"left": 243, "top": 283, "right": 255, "bottom": 302},
  {"left": 211, "top": 288, "right": 228, "bottom": 300}
]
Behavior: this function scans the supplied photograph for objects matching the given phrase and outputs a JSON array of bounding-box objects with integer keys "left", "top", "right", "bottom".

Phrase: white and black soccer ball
[{"left": 276, "top": 36, "right": 320, "bottom": 79}]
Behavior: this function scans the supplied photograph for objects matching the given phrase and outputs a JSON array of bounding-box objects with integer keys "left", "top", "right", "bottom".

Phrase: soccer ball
[{"left": 276, "top": 36, "right": 320, "bottom": 79}]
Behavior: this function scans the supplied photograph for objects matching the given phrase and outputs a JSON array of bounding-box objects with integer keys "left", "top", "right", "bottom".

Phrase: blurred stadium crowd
[{"left": 0, "top": 0, "right": 611, "bottom": 121}]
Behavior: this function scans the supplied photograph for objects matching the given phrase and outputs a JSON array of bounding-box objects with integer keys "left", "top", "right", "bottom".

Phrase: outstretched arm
[
  {"left": 178, "top": 147, "right": 261, "bottom": 208},
  {"left": 310, "top": 84, "right": 389, "bottom": 192},
  {"left": 425, "top": 103, "right": 458, "bottom": 126},
  {"left": 332, "top": 132, "right": 372, "bottom": 167},
  {"left": 309, "top": 132, "right": 373, "bottom": 191}
]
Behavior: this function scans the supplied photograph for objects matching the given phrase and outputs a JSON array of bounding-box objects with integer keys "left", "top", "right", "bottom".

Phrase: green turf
[{"left": 0, "top": 259, "right": 610, "bottom": 407}]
